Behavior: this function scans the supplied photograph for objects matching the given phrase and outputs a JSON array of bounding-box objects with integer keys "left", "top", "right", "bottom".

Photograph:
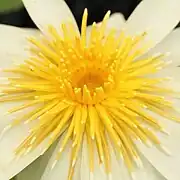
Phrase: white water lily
[{"left": 0, "top": 0, "right": 180, "bottom": 180}]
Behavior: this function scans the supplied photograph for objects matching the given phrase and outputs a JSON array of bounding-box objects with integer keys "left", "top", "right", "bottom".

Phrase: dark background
[{"left": 0, "top": 0, "right": 140, "bottom": 29}]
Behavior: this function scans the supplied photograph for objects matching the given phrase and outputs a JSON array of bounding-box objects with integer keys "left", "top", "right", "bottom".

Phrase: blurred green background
[{"left": 0, "top": 0, "right": 23, "bottom": 12}]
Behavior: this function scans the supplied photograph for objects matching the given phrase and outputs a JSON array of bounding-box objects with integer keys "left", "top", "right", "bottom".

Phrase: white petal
[
  {"left": 110, "top": 149, "right": 167, "bottom": 180},
  {"left": 15, "top": 143, "right": 57, "bottom": 180},
  {"left": 136, "top": 65, "right": 180, "bottom": 180},
  {"left": 86, "top": 13, "right": 125, "bottom": 42},
  {"left": 80, "top": 139, "right": 91, "bottom": 180},
  {"left": 105, "top": 13, "right": 125, "bottom": 30},
  {"left": 41, "top": 136, "right": 80, "bottom": 180},
  {"left": 0, "top": 24, "right": 40, "bottom": 70},
  {"left": 158, "top": 67, "right": 180, "bottom": 79},
  {"left": 0, "top": 108, "right": 49, "bottom": 179},
  {"left": 0, "top": 170, "right": 8, "bottom": 180},
  {"left": 110, "top": 148, "right": 131, "bottom": 180},
  {"left": 132, "top": 154, "right": 167, "bottom": 180},
  {"left": 81, "top": 139, "right": 107, "bottom": 180},
  {"left": 137, "top": 119, "right": 180, "bottom": 180},
  {"left": 87, "top": 12, "right": 125, "bottom": 32},
  {"left": 81, "top": 141, "right": 166, "bottom": 180},
  {"left": 22, "top": 0, "right": 79, "bottom": 35},
  {"left": 125, "top": 0, "right": 180, "bottom": 50},
  {"left": 93, "top": 147, "right": 107, "bottom": 180},
  {"left": 143, "top": 28, "right": 180, "bottom": 67},
  {"left": 0, "top": 25, "right": 47, "bottom": 179},
  {"left": 154, "top": 67, "right": 180, "bottom": 93}
]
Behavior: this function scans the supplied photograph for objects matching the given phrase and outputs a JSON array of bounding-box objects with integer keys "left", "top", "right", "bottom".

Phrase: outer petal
[
  {"left": 41, "top": 143, "right": 70, "bottom": 180},
  {"left": 86, "top": 13, "right": 125, "bottom": 42},
  {"left": 22, "top": 0, "right": 79, "bottom": 35},
  {"left": 0, "top": 170, "right": 8, "bottom": 180},
  {"left": 0, "top": 25, "right": 48, "bottom": 179},
  {"left": 105, "top": 13, "right": 125, "bottom": 30},
  {"left": 0, "top": 24, "right": 40, "bottom": 70},
  {"left": 15, "top": 143, "right": 57, "bottom": 180},
  {"left": 154, "top": 67, "right": 180, "bottom": 91},
  {"left": 80, "top": 139, "right": 91, "bottom": 180},
  {"left": 81, "top": 138, "right": 166, "bottom": 180},
  {"left": 41, "top": 136, "right": 80, "bottom": 180},
  {"left": 137, "top": 118, "right": 180, "bottom": 180},
  {"left": 144, "top": 28, "right": 180, "bottom": 67},
  {"left": 110, "top": 148, "right": 131, "bottom": 180},
  {"left": 136, "top": 67, "right": 180, "bottom": 180},
  {"left": 0, "top": 104, "right": 50, "bottom": 179},
  {"left": 0, "top": 108, "right": 51, "bottom": 179},
  {"left": 87, "top": 13, "right": 125, "bottom": 32},
  {"left": 132, "top": 154, "right": 167, "bottom": 180},
  {"left": 109, "top": 144, "right": 166, "bottom": 180},
  {"left": 125, "top": 0, "right": 180, "bottom": 50},
  {"left": 80, "top": 139, "right": 107, "bottom": 180}
]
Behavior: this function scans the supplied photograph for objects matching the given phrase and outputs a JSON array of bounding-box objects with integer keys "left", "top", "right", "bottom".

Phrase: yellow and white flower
[{"left": 0, "top": 0, "right": 180, "bottom": 180}]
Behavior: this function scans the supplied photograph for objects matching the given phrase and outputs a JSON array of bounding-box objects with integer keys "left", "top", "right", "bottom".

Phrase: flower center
[
  {"left": 62, "top": 63, "right": 114, "bottom": 105},
  {"left": 72, "top": 66, "right": 107, "bottom": 90},
  {"left": 78, "top": 72, "right": 104, "bottom": 89},
  {"left": 67, "top": 64, "right": 114, "bottom": 104}
]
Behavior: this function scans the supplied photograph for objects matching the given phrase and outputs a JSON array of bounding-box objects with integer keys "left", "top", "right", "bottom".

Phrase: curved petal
[
  {"left": 80, "top": 139, "right": 91, "bottom": 180},
  {"left": 81, "top": 139, "right": 166, "bottom": 180},
  {"left": 155, "top": 67, "right": 180, "bottom": 92},
  {"left": 22, "top": 0, "right": 79, "bottom": 35},
  {"left": 105, "top": 13, "right": 125, "bottom": 30},
  {"left": 109, "top": 144, "right": 166, "bottom": 180},
  {"left": 15, "top": 158, "right": 47, "bottom": 180},
  {"left": 132, "top": 153, "right": 167, "bottom": 180},
  {"left": 0, "top": 109, "right": 49, "bottom": 179},
  {"left": 0, "top": 170, "right": 8, "bottom": 180},
  {"left": 80, "top": 139, "right": 107, "bottom": 180},
  {"left": 0, "top": 25, "right": 47, "bottom": 179},
  {"left": 87, "top": 13, "right": 125, "bottom": 31},
  {"left": 136, "top": 67, "right": 180, "bottom": 180},
  {"left": 137, "top": 118, "right": 180, "bottom": 180},
  {"left": 15, "top": 143, "right": 57, "bottom": 180},
  {"left": 142, "top": 28, "right": 180, "bottom": 67},
  {"left": 41, "top": 136, "right": 81, "bottom": 180},
  {"left": 125, "top": 0, "right": 180, "bottom": 50},
  {"left": 110, "top": 148, "right": 131, "bottom": 180},
  {"left": 86, "top": 13, "right": 125, "bottom": 42},
  {"left": 0, "top": 24, "right": 40, "bottom": 70}
]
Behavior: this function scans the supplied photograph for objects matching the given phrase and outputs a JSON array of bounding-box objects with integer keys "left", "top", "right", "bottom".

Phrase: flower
[{"left": 0, "top": 0, "right": 180, "bottom": 180}]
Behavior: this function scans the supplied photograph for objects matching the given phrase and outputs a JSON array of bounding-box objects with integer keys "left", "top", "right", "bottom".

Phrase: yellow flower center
[
  {"left": 64, "top": 63, "right": 112, "bottom": 104},
  {"left": 0, "top": 8, "right": 179, "bottom": 179},
  {"left": 71, "top": 65, "right": 109, "bottom": 90}
]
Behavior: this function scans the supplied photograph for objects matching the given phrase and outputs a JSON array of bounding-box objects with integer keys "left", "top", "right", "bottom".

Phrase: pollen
[{"left": 0, "top": 8, "right": 179, "bottom": 179}]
